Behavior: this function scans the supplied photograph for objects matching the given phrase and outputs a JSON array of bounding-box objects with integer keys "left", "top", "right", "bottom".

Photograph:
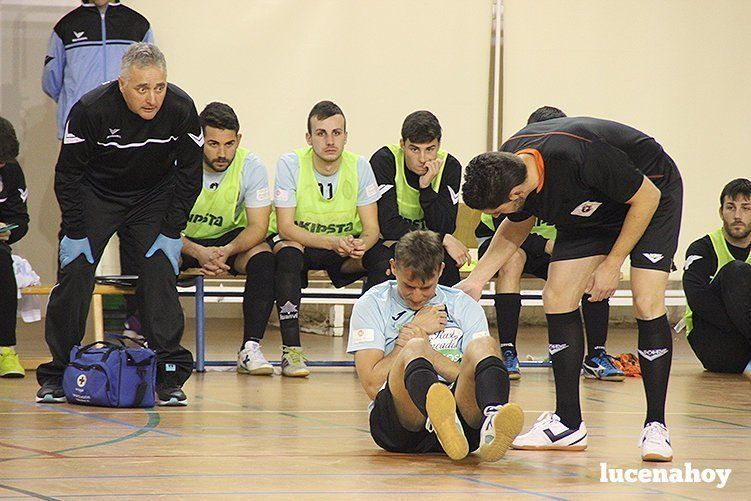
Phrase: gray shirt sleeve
[
  {"left": 241, "top": 152, "right": 271, "bottom": 208},
  {"left": 356, "top": 156, "right": 381, "bottom": 206},
  {"left": 273, "top": 152, "right": 299, "bottom": 208}
]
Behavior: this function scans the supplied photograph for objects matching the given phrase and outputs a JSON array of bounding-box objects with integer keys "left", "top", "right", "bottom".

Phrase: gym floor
[{"left": 2, "top": 320, "right": 749, "bottom": 498}]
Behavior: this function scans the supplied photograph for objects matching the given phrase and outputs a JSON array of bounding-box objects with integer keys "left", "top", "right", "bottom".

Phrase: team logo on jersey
[
  {"left": 643, "top": 253, "right": 664, "bottom": 264},
  {"left": 549, "top": 343, "right": 569, "bottom": 355},
  {"left": 107, "top": 128, "right": 121, "bottom": 139},
  {"left": 638, "top": 348, "right": 669, "bottom": 361},
  {"left": 392, "top": 311, "right": 407, "bottom": 322},
  {"left": 684, "top": 255, "right": 702, "bottom": 270},
  {"left": 448, "top": 186, "right": 460, "bottom": 205},
  {"left": 570, "top": 201, "right": 602, "bottom": 217},
  {"left": 72, "top": 31, "right": 87, "bottom": 42}
]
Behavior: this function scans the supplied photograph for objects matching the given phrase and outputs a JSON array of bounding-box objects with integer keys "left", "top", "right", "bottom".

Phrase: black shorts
[
  {"left": 180, "top": 227, "right": 244, "bottom": 275},
  {"left": 478, "top": 237, "right": 551, "bottom": 280},
  {"left": 266, "top": 233, "right": 366, "bottom": 288},
  {"left": 369, "top": 382, "right": 481, "bottom": 454},
  {"left": 551, "top": 181, "right": 683, "bottom": 273}
]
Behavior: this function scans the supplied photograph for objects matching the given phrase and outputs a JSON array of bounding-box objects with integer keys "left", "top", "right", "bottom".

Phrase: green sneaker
[
  {"left": 281, "top": 346, "right": 310, "bottom": 377},
  {"left": 0, "top": 347, "right": 25, "bottom": 378}
]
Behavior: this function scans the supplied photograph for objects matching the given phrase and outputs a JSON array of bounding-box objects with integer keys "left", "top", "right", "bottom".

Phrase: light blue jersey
[{"left": 347, "top": 281, "right": 491, "bottom": 364}]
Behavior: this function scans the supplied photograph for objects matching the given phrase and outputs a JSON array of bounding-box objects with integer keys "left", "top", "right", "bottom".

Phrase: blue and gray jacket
[{"left": 42, "top": 1, "right": 153, "bottom": 139}]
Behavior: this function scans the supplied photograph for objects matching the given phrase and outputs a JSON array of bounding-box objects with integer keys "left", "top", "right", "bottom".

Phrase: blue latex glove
[
  {"left": 145, "top": 233, "right": 183, "bottom": 275},
  {"left": 59, "top": 236, "right": 94, "bottom": 269}
]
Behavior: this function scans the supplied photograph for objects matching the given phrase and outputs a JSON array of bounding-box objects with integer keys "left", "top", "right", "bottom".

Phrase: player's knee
[
  {"left": 400, "top": 337, "right": 432, "bottom": 359},
  {"left": 500, "top": 249, "right": 526, "bottom": 277},
  {"left": 464, "top": 334, "right": 499, "bottom": 362},
  {"left": 542, "top": 283, "right": 579, "bottom": 312},
  {"left": 274, "top": 246, "right": 304, "bottom": 273},
  {"left": 633, "top": 293, "right": 665, "bottom": 320}
]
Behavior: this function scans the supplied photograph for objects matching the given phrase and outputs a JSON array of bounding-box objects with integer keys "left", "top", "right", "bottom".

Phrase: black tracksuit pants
[
  {"left": 37, "top": 186, "right": 193, "bottom": 388},
  {"left": 0, "top": 244, "right": 17, "bottom": 346},
  {"left": 687, "top": 261, "right": 751, "bottom": 373}
]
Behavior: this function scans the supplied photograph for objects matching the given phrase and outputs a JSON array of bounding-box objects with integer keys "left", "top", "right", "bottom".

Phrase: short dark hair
[
  {"left": 307, "top": 100, "right": 345, "bottom": 134},
  {"left": 394, "top": 230, "right": 444, "bottom": 282},
  {"left": 199, "top": 102, "right": 240, "bottom": 133},
  {"left": 720, "top": 178, "right": 751, "bottom": 206},
  {"left": 462, "top": 152, "right": 527, "bottom": 210},
  {"left": 401, "top": 110, "right": 442, "bottom": 144},
  {"left": 0, "top": 116, "right": 19, "bottom": 163},
  {"left": 527, "top": 106, "right": 566, "bottom": 125}
]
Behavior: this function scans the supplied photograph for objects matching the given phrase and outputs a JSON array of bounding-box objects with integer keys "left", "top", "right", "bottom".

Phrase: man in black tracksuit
[{"left": 36, "top": 43, "right": 202, "bottom": 406}]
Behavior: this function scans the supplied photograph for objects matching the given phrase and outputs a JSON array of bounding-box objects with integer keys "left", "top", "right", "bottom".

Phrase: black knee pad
[
  {"left": 475, "top": 355, "right": 508, "bottom": 376},
  {"left": 275, "top": 246, "right": 304, "bottom": 273},
  {"left": 404, "top": 357, "right": 435, "bottom": 382}
]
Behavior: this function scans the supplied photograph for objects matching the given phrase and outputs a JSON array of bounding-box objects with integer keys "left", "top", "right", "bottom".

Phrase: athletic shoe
[
  {"left": 281, "top": 346, "right": 310, "bottom": 377},
  {"left": 475, "top": 403, "right": 524, "bottom": 461},
  {"left": 639, "top": 421, "right": 673, "bottom": 462},
  {"left": 425, "top": 383, "right": 468, "bottom": 460},
  {"left": 36, "top": 381, "right": 66, "bottom": 403},
  {"left": 237, "top": 341, "right": 273, "bottom": 375},
  {"left": 512, "top": 411, "right": 587, "bottom": 451},
  {"left": 503, "top": 349, "right": 521, "bottom": 380},
  {"left": 157, "top": 386, "right": 188, "bottom": 406},
  {"left": 0, "top": 347, "right": 25, "bottom": 378},
  {"left": 583, "top": 351, "right": 625, "bottom": 381}
]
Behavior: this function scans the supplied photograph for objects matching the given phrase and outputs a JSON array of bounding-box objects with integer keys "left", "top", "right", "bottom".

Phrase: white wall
[{"left": 502, "top": 0, "right": 751, "bottom": 270}]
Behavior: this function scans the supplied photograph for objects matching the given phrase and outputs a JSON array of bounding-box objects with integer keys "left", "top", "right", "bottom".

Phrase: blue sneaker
[
  {"left": 583, "top": 351, "right": 625, "bottom": 381},
  {"left": 502, "top": 349, "right": 521, "bottom": 380}
]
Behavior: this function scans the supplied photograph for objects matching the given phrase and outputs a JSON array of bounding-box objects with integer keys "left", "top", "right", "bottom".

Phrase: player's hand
[
  {"left": 395, "top": 322, "right": 429, "bottom": 348},
  {"left": 443, "top": 234, "right": 471, "bottom": 267},
  {"left": 418, "top": 158, "right": 443, "bottom": 189},
  {"left": 544, "top": 239, "right": 554, "bottom": 256},
  {"left": 0, "top": 222, "right": 10, "bottom": 242},
  {"left": 586, "top": 259, "right": 621, "bottom": 302},
  {"left": 348, "top": 237, "right": 366, "bottom": 259},
  {"left": 455, "top": 278, "right": 483, "bottom": 302},
  {"left": 411, "top": 304, "right": 447, "bottom": 334},
  {"left": 333, "top": 236, "right": 354, "bottom": 257}
]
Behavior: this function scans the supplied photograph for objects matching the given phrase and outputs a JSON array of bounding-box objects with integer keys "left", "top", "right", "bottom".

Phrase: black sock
[
  {"left": 637, "top": 315, "right": 672, "bottom": 426},
  {"left": 581, "top": 294, "right": 609, "bottom": 357},
  {"left": 274, "top": 247, "right": 304, "bottom": 347},
  {"left": 242, "top": 252, "right": 276, "bottom": 346},
  {"left": 404, "top": 358, "right": 439, "bottom": 416},
  {"left": 361, "top": 243, "right": 393, "bottom": 292},
  {"left": 546, "top": 310, "right": 584, "bottom": 429},
  {"left": 494, "top": 293, "right": 521, "bottom": 356},
  {"left": 0, "top": 248, "right": 17, "bottom": 347},
  {"left": 474, "top": 356, "right": 509, "bottom": 410}
]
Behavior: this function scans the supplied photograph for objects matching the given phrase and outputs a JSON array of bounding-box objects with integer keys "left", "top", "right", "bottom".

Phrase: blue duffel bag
[{"left": 62, "top": 339, "right": 156, "bottom": 408}]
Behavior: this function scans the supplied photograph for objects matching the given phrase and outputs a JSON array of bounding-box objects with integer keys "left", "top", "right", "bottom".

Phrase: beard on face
[{"left": 203, "top": 152, "right": 231, "bottom": 172}]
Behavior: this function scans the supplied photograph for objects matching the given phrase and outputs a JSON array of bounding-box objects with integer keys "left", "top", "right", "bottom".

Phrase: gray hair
[{"left": 120, "top": 42, "right": 167, "bottom": 80}]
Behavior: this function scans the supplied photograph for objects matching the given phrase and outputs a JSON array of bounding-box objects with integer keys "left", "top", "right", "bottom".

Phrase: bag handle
[
  {"left": 106, "top": 332, "right": 149, "bottom": 349},
  {"left": 75, "top": 341, "right": 121, "bottom": 361}
]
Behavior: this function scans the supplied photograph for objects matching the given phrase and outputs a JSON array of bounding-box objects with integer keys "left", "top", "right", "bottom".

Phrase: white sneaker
[
  {"left": 425, "top": 383, "right": 469, "bottom": 460},
  {"left": 475, "top": 403, "right": 525, "bottom": 462},
  {"left": 237, "top": 341, "right": 274, "bottom": 375},
  {"left": 512, "top": 411, "right": 587, "bottom": 451},
  {"left": 639, "top": 421, "right": 673, "bottom": 462}
]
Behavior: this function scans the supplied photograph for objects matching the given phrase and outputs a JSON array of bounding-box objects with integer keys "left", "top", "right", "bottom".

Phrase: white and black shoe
[
  {"left": 512, "top": 411, "right": 587, "bottom": 451},
  {"left": 35, "top": 381, "right": 66, "bottom": 403},
  {"left": 475, "top": 403, "right": 524, "bottom": 461},
  {"left": 639, "top": 421, "right": 673, "bottom": 462},
  {"left": 157, "top": 386, "right": 188, "bottom": 407}
]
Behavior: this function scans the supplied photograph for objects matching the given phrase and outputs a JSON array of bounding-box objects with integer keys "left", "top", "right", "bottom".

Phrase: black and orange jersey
[{"left": 501, "top": 116, "right": 680, "bottom": 234}]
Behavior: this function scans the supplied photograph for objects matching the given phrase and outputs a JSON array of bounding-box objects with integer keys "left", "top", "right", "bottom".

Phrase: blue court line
[
  {"left": 687, "top": 401, "right": 751, "bottom": 413},
  {"left": 0, "top": 398, "right": 178, "bottom": 437},
  {"left": 449, "top": 475, "right": 566, "bottom": 500},
  {"left": 21, "top": 491, "right": 518, "bottom": 497},
  {"left": 684, "top": 414, "right": 751, "bottom": 429},
  {"left": 0, "top": 483, "right": 59, "bottom": 501}
]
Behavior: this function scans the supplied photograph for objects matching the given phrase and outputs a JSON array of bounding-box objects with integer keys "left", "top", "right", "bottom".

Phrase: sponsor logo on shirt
[
  {"left": 256, "top": 188, "right": 270, "bottom": 201},
  {"left": 187, "top": 212, "right": 224, "bottom": 227},
  {"left": 295, "top": 220, "right": 354, "bottom": 234},
  {"left": 106, "top": 128, "right": 121, "bottom": 139},
  {"left": 366, "top": 183, "right": 378, "bottom": 198},
  {"left": 429, "top": 327, "right": 464, "bottom": 362},
  {"left": 351, "top": 328, "right": 375, "bottom": 344},
  {"left": 570, "top": 200, "right": 602, "bottom": 217},
  {"left": 274, "top": 188, "right": 289, "bottom": 202},
  {"left": 72, "top": 31, "right": 87, "bottom": 42}
]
